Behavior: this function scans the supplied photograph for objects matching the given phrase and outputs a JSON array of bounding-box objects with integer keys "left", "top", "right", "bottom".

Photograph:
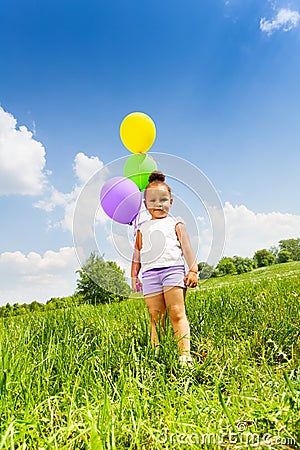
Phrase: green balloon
[{"left": 124, "top": 153, "right": 157, "bottom": 191}]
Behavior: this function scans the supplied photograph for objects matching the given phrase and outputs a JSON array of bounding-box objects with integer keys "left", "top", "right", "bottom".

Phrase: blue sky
[{"left": 1, "top": 0, "right": 300, "bottom": 304}]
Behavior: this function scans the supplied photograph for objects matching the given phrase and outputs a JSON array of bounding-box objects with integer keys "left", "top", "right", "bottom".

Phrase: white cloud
[
  {"left": 223, "top": 202, "right": 300, "bottom": 256},
  {"left": 198, "top": 202, "right": 300, "bottom": 261},
  {"left": 0, "top": 106, "right": 47, "bottom": 195},
  {"left": 73, "top": 152, "right": 105, "bottom": 184},
  {"left": 34, "top": 151, "right": 108, "bottom": 233},
  {"left": 0, "top": 247, "right": 80, "bottom": 305},
  {"left": 260, "top": 8, "right": 300, "bottom": 35}
]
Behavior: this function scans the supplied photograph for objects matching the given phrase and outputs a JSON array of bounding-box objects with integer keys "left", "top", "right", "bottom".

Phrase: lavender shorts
[{"left": 141, "top": 265, "right": 186, "bottom": 296}]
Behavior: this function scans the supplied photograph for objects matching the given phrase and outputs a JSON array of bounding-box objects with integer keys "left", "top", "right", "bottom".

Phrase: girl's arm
[
  {"left": 176, "top": 222, "right": 198, "bottom": 288},
  {"left": 131, "top": 230, "right": 142, "bottom": 292}
]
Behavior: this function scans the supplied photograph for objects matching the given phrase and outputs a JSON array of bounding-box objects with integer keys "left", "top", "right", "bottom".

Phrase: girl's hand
[
  {"left": 132, "top": 277, "right": 142, "bottom": 293},
  {"left": 184, "top": 271, "right": 198, "bottom": 288}
]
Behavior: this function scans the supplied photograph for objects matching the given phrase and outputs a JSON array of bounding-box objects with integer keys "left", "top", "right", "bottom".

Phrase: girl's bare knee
[{"left": 169, "top": 307, "right": 185, "bottom": 324}]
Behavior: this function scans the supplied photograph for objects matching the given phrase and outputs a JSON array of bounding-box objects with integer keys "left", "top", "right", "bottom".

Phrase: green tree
[
  {"left": 278, "top": 238, "right": 300, "bottom": 261},
  {"left": 232, "top": 256, "right": 255, "bottom": 274},
  {"left": 276, "top": 250, "right": 292, "bottom": 264},
  {"left": 4, "top": 303, "right": 12, "bottom": 317},
  {"left": 253, "top": 249, "right": 275, "bottom": 267},
  {"left": 76, "top": 253, "right": 130, "bottom": 305},
  {"left": 29, "top": 301, "right": 44, "bottom": 312},
  {"left": 198, "top": 262, "right": 215, "bottom": 279},
  {"left": 217, "top": 257, "right": 236, "bottom": 276}
]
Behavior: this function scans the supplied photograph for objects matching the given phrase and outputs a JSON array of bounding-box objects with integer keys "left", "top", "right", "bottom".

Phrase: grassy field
[{"left": 0, "top": 262, "right": 299, "bottom": 449}]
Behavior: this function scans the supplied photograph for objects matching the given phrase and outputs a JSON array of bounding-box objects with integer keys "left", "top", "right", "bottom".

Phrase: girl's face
[{"left": 144, "top": 184, "right": 173, "bottom": 219}]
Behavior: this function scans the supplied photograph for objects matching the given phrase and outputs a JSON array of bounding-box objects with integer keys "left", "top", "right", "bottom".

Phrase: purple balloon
[{"left": 100, "top": 176, "right": 142, "bottom": 224}]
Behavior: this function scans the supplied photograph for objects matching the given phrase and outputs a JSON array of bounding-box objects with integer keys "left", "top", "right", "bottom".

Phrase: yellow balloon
[{"left": 120, "top": 112, "right": 156, "bottom": 153}]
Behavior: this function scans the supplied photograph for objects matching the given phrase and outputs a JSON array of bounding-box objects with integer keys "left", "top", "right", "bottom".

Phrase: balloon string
[
  {"left": 133, "top": 215, "right": 138, "bottom": 237},
  {"left": 131, "top": 206, "right": 143, "bottom": 237}
]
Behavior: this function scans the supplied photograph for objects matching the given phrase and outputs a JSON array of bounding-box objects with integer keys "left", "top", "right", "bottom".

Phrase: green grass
[{"left": 0, "top": 263, "right": 300, "bottom": 449}]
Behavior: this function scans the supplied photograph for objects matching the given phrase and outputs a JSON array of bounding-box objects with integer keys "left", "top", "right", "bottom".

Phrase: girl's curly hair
[{"left": 145, "top": 171, "right": 171, "bottom": 196}]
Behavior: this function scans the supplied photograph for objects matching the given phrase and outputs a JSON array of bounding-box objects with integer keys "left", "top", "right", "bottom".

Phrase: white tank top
[{"left": 138, "top": 216, "right": 185, "bottom": 272}]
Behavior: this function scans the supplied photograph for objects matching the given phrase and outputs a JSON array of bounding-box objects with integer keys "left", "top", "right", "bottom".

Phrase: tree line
[
  {"left": 198, "top": 238, "right": 300, "bottom": 279},
  {"left": 1, "top": 238, "right": 299, "bottom": 317}
]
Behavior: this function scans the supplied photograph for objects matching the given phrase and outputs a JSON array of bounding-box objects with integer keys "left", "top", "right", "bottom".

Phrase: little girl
[{"left": 131, "top": 171, "right": 198, "bottom": 366}]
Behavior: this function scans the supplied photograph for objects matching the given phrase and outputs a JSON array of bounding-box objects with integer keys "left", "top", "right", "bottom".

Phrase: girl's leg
[
  {"left": 144, "top": 292, "right": 166, "bottom": 348},
  {"left": 163, "top": 287, "right": 190, "bottom": 356}
]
